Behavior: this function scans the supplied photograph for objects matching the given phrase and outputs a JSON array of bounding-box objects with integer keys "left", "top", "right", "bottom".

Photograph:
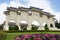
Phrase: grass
[
  {"left": 6, "top": 31, "right": 60, "bottom": 40},
  {"left": 6, "top": 32, "right": 41, "bottom": 40}
]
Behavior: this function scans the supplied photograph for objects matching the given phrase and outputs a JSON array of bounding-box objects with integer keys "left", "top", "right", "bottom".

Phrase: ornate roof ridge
[
  {"left": 5, "top": 6, "right": 55, "bottom": 17},
  {"left": 7, "top": 6, "right": 43, "bottom": 11}
]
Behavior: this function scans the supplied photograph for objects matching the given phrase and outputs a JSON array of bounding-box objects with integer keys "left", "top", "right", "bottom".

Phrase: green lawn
[
  {"left": 6, "top": 31, "right": 60, "bottom": 40},
  {"left": 6, "top": 32, "right": 41, "bottom": 40}
]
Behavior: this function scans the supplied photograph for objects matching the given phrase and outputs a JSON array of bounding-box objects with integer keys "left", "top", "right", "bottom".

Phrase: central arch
[
  {"left": 20, "top": 20, "right": 28, "bottom": 30},
  {"left": 31, "top": 20, "right": 39, "bottom": 30}
]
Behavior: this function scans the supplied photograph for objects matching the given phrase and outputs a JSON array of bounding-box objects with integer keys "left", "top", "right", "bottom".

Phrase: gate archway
[
  {"left": 20, "top": 20, "right": 28, "bottom": 30},
  {"left": 31, "top": 20, "right": 39, "bottom": 30}
]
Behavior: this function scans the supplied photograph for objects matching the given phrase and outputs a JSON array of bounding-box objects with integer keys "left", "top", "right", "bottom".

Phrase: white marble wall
[{"left": 4, "top": 10, "right": 57, "bottom": 30}]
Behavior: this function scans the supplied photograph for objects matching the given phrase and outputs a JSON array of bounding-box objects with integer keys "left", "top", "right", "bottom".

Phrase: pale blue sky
[
  {"left": 0, "top": 0, "right": 60, "bottom": 12},
  {"left": 48, "top": 0, "right": 60, "bottom": 12}
]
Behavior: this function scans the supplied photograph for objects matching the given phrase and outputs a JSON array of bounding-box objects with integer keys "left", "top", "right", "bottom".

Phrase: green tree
[
  {"left": 55, "top": 20, "right": 60, "bottom": 28},
  {"left": 31, "top": 25, "right": 39, "bottom": 30},
  {"left": 0, "top": 24, "right": 4, "bottom": 30},
  {"left": 9, "top": 25, "right": 19, "bottom": 30}
]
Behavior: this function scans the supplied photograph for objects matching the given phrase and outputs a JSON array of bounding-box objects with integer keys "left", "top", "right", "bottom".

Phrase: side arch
[
  {"left": 42, "top": 22, "right": 49, "bottom": 30},
  {"left": 31, "top": 20, "right": 40, "bottom": 30},
  {"left": 50, "top": 23, "right": 53, "bottom": 28}
]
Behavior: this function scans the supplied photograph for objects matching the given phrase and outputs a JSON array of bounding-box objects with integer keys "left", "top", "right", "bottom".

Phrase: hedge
[{"left": 4, "top": 30, "right": 60, "bottom": 33}]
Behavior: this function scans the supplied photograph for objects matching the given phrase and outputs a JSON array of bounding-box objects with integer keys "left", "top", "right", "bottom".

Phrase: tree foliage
[
  {"left": 0, "top": 24, "right": 4, "bottom": 30},
  {"left": 31, "top": 25, "right": 39, "bottom": 30},
  {"left": 55, "top": 20, "right": 60, "bottom": 28},
  {"left": 9, "top": 25, "right": 19, "bottom": 30}
]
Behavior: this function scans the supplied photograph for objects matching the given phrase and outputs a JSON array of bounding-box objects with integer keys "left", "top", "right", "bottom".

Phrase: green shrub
[
  {"left": 31, "top": 25, "right": 39, "bottom": 30},
  {"left": 9, "top": 25, "right": 19, "bottom": 30},
  {"left": 0, "top": 31, "right": 7, "bottom": 40},
  {"left": 0, "top": 24, "right": 4, "bottom": 30},
  {"left": 5, "top": 30, "right": 60, "bottom": 33},
  {"left": 20, "top": 27, "right": 27, "bottom": 30},
  {"left": 14, "top": 25, "right": 19, "bottom": 30}
]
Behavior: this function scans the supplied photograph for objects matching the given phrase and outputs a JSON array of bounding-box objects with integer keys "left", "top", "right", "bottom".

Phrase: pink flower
[
  {"left": 52, "top": 38, "right": 56, "bottom": 40},
  {"left": 34, "top": 37, "right": 42, "bottom": 40},
  {"left": 15, "top": 37, "right": 21, "bottom": 40},
  {"left": 23, "top": 34, "right": 32, "bottom": 38},
  {"left": 45, "top": 34, "right": 49, "bottom": 37}
]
